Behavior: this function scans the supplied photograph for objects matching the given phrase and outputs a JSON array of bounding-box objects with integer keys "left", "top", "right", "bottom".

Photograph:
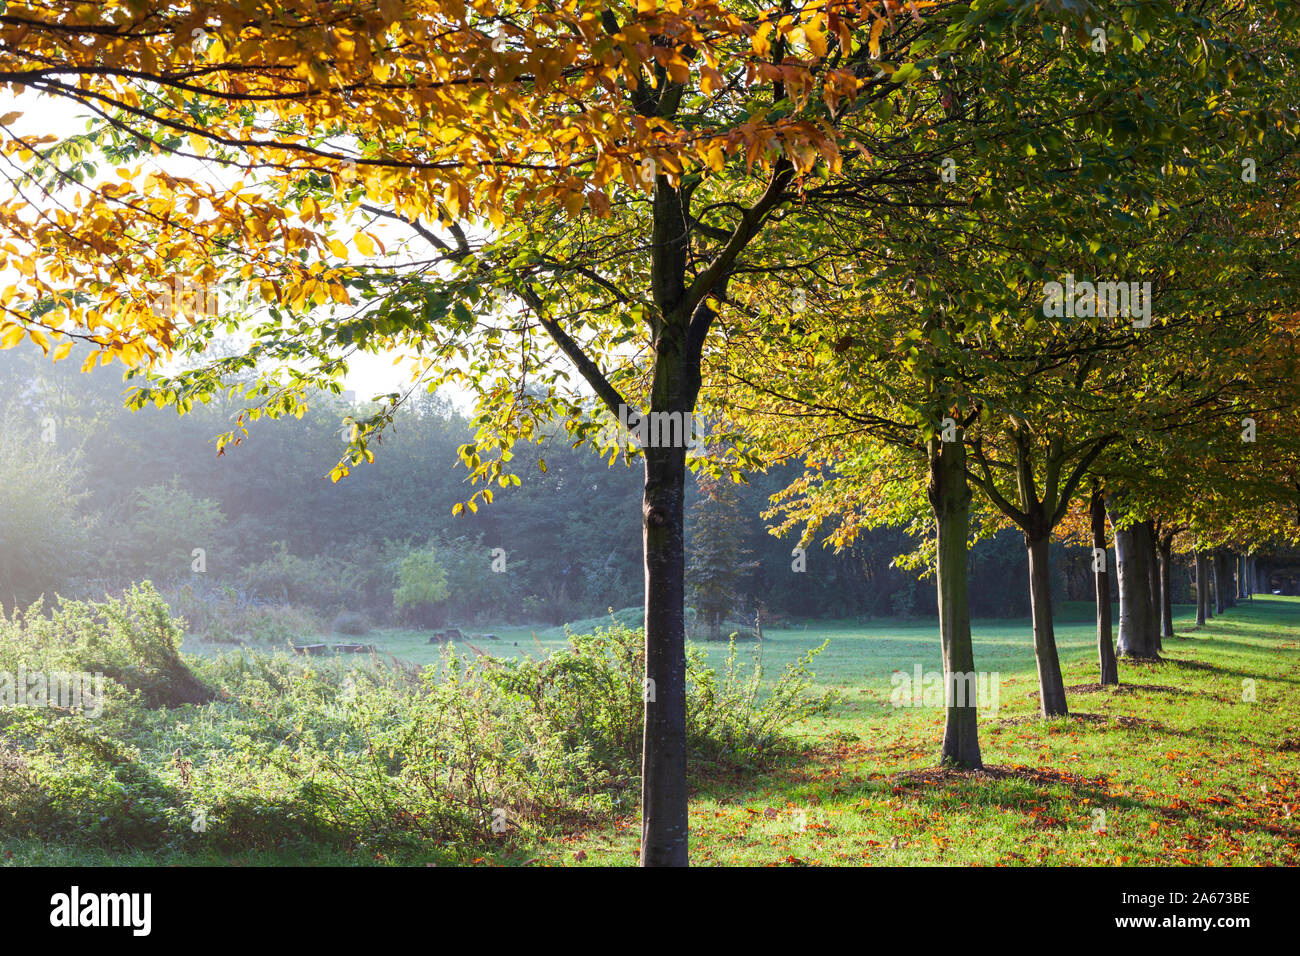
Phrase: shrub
[
  {"left": 0, "top": 599, "right": 829, "bottom": 860},
  {"left": 240, "top": 542, "right": 360, "bottom": 613},
  {"left": 160, "top": 583, "right": 320, "bottom": 645},
  {"left": 0, "top": 583, "right": 213, "bottom": 708},
  {"left": 0, "top": 410, "right": 96, "bottom": 609},
  {"left": 105, "top": 480, "right": 226, "bottom": 588},
  {"left": 485, "top": 620, "right": 834, "bottom": 766},
  {"left": 393, "top": 547, "right": 449, "bottom": 626},
  {"left": 331, "top": 611, "right": 370, "bottom": 636}
]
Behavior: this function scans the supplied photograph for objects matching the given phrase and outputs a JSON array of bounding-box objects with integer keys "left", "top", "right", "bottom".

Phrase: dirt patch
[{"left": 1151, "top": 657, "right": 1220, "bottom": 672}]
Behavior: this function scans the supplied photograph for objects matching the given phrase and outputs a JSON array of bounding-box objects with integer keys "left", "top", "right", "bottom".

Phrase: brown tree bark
[
  {"left": 1027, "top": 532, "right": 1069, "bottom": 716},
  {"left": 1142, "top": 521, "right": 1162, "bottom": 652},
  {"left": 1111, "top": 505, "right": 1159, "bottom": 660},
  {"left": 1214, "top": 551, "right": 1229, "bottom": 613},
  {"left": 1194, "top": 549, "right": 1207, "bottom": 626},
  {"left": 1091, "top": 486, "right": 1118, "bottom": 685},
  {"left": 640, "top": 441, "right": 689, "bottom": 866},
  {"left": 928, "top": 434, "right": 982, "bottom": 767},
  {"left": 1157, "top": 533, "right": 1175, "bottom": 640}
]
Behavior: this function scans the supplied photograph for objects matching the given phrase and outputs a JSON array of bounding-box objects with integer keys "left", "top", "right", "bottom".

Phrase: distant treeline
[{"left": 0, "top": 349, "right": 1156, "bottom": 626}]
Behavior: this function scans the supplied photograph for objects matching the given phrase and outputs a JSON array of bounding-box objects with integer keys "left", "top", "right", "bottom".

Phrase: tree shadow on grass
[
  {"left": 1065, "top": 682, "right": 1187, "bottom": 695},
  {"left": 683, "top": 729, "right": 1300, "bottom": 866},
  {"left": 883, "top": 763, "right": 1300, "bottom": 851},
  {"left": 1119, "top": 655, "right": 1300, "bottom": 687}
]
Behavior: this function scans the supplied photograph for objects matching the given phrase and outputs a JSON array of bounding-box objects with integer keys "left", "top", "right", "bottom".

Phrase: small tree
[
  {"left": 393, "top": 547, "right": 450, "bottom": 628},
  {"left": 0, "top": 411, "right": 94, "bottom": 608},
  {"left": 687, "top": 476, "right": 755, "bottom": 640},
  {"left": 109, "top": 479, "right": 225, "bottom": 586}
]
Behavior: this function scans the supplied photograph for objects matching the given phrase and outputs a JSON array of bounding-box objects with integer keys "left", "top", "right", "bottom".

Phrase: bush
[
  {"left": 160, "top": 583, "right": 320, "bottom": 645},
  {"left": 0, "top": 410, "right": 96, "bottom": 609},
  {"left": 105, "top": 480, "right": 226, "bottom": 588},
  {"left": 0, "top": 598, "right": 830, "bottom": 860},
  {"left": 331, "top": 611, "right": 370, "bottom": 636},
  {"left": 393, "top": 547, "right": 449, "bottom": 626},
  {"left": 486, "top": 620, "right": 834, "bottom": 766},
  {"left": 0, "top": 583, "right": 213, "bottom": 708},
  {"left": 240, "top": 542, "right": 361, "bottom": 613}
]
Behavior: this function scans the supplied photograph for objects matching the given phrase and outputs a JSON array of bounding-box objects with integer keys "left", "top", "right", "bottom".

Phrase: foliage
[
  {"left": 0, "top": 592, "right": 826, "bottom": 858},
  {"left": 688, "top": 474, "right": 758, "bottom": 639},
  {"left": 393, "top": 547, "right": 450, "bottom": 624},
  {"left": 331, "top": 611, "right": 371, "bottom": 637},
  {"left": 0, "top": 583, "right": 212, "bottom": 708},
  {"left": 108, "top": 480, "right": 226, "bottom": 586},
  {"left": 0, "top": 409, "right": 94, "bottom": 609},
  {"left": 238, "top": 541, "right": 361, "bottom": 613},
  {"left": 158, "top": 582, "right": 321, "bottom": 645}
]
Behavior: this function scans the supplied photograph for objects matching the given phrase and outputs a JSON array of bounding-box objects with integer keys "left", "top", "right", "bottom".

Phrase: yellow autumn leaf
[
  {"left": 804, "top": 18, "right": 828, "bottom": 57},
  {"left": 563, "top": 190, "right": 586, "bottom": 218},
  {"left": 870, "top": 18, "right": 886, "bottom": 58},
  {"left": 354, "top": 232, "right": 375, "bottom": 256}
]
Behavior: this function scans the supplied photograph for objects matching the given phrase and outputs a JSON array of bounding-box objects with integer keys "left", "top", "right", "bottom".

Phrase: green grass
[
  {"left": 505, "top": 597, "right": 1300, "bottom": 866},
  {"left": 16, "top": 597, "right": 1300, "bottom": 866}
]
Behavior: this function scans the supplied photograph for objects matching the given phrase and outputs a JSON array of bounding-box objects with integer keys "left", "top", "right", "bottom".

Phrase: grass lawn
[
  {"left": 498, "top": 596, "right": 1300, "bottom": 866},
  {"left": 17, "top": 597, "right": 1299, "bottom": 866}
]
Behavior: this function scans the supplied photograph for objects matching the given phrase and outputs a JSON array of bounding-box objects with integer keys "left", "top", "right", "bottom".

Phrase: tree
[
  {"left": 1, "top": 0, "right": 965, "bottom": 866},
  {"left": 1089, "top": 484, "right": 1118, "bottom": 686},
  {"left": 687, "top": 473, "right": 755, "bottom": 640},
  {"left": 111, "top": 478, "right": 227, "bottom": 584},
  {"left": 393, "top": 546, "right": 450, "bottom": 627},
  {"left": 8, "top": 0, "right": 1300, "bottom": 864},
  {"left": 0, "top": 408, "right": 94, "bottom": 608}
]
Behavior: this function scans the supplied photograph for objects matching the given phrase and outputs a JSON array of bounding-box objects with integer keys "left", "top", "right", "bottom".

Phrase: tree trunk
[
  {"left": 1091, "top": 488, "right": 1118, "bottom": 685},
  {"left": 1158, "top": 537, "right": 1174, "bottom": 639},
  {"left": 1143, "top": 522, "right": 1161, "bottom": 651},
  {"left": 640, "top": 442, "right": 689, "bottom": 866},
  {"left": 1194, "top": 549, "right": 1206, "bottom": 626},
  {"left": 1205, "top": 553, "right": 1215, "bottom": 619},
  {"left": 1213, "top": 552, "right": 1225, "bottom": 614},
  {"left": 1026, "top": 533, "right": 1069, "bottom": 716},
  {"left": 1209, "top": 553, "right": 1216, "bottom": 616},
  {"left": 1111, "top": 508, "right": 1159, "bottom": 659},
  {"left": 927, "top": 435, "right": 982, "bottom": 767}
]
